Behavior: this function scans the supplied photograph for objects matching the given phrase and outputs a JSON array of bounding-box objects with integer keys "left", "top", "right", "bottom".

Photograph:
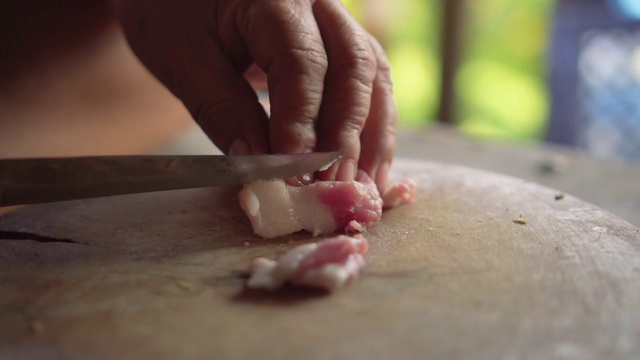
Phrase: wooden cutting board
[{"left": 1, "top": 159, "right": 639, "bottom": 359}]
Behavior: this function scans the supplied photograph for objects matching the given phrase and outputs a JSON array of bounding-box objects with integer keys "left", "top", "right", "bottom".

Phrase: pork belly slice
[
  {"left": 247, "top": 235, "right": 369, "bottom": 292},
  {"left": 238, "top": 171, "right": 383, "bottom": 239},
  {"left": 382, "top": 177, "right": 418, "bottom": 209}
]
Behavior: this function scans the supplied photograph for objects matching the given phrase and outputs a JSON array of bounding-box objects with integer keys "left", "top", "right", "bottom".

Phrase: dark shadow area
[
  {"left": 0, "top": 187, "right": 248, "bottom": 258},
  {"left": 0, "top": 230, "right": 81, "bottom": 245},
  {"left": 232, "top": 285, "right": 330, "bottom": 306}
]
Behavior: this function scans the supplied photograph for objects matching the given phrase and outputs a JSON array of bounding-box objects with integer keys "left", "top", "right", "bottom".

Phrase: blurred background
[{"left": 343, "top": 0, "right": 640, "bottom": 163}]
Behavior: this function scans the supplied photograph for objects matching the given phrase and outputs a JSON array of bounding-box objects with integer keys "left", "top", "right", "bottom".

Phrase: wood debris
[
  {"left": 176, "top": 280, "right": 197, "bottom": 292},
  {"left": 512, "top": 217, "right": 527, "bottom": 225}
]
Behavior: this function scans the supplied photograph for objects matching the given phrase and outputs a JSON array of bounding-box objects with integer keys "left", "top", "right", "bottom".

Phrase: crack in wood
[{"left": 0, "top": 230, "right": 83, "bottom": 245}]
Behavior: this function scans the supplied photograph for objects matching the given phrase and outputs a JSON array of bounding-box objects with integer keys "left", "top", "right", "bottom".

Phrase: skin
[{"left": 113, "top": 0, "right": 397, "bottom": 192}]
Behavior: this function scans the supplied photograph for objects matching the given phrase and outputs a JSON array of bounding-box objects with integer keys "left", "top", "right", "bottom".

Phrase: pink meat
[
  {"left": 238, "top": 171, "right": 383, "bottom": 238},
  {"left": 382, "top": 177, "right": 418, "bottom": 209},
  {"left": 314, "top": 171, "right": 383, "bottom": 229},
  {"left": 246, "top": 235, "right": 369, "bottom": 292},
  {"left": 238, "top": 170, "right": 417, "bottom": 239}
]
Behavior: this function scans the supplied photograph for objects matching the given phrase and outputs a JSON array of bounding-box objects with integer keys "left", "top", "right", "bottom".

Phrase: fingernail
[
  {"left": 229, "top": 139, "right": 250, "bottom": 156},
  {"left": 376, "top": 161, "right": 391, "bottom": 193},
  {"left": 336, "top": 160, "right": 356, "bottom": 182}
]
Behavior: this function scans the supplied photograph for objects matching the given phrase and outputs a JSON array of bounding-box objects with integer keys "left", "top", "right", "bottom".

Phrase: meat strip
[
  {"left": 246, "top": 235, "right": 369, "bottom": 292},
  {"left": 238, "top": 171, "right": 383, "bottom": 238}
]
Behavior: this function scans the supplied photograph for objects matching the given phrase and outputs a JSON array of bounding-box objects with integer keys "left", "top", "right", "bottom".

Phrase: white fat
[
  {"left": 246, "top": 258, "right": 280, "bottom": 290},
  {"left": 239, "top": 179, "right": 336, "bottom": 238},
  {"left": 288, "top": 186, "right": 336, "bottom": 236},
  {"left": 293, "top": 254, "right": 365, "bottom": 292},
  {"left": 295, "top": 264, "right": 350, "bottom": 292},
  {"left": 246, "top": 244, "right": 318, "bottom": 290},
  {"left": 239, "top": 180, "right": 299, "bottom": 238},
  {"left": 270, "top": 243, "right": 317, "bottom": 281},
  {"left": 242, "top": 190, "right": 260, "bottom": 216},
  {"left": 277, "top": 243, "right": 317, "bottom": 269}
]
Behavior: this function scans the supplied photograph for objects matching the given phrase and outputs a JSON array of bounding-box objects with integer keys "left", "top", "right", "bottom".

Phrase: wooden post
[{"left": 438, "top": 0, "right": 464, "bottom": 124}]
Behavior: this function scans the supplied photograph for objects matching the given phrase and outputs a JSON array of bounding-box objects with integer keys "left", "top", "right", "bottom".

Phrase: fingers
[
  {"left": 233, "top": 0, "right": 327, "bottom": 154},
  {"left": 312, "top": 0, "right": 396, "bottom": 192},
  {"left": 358, "top": 35, "right": 397, "bottom": 193},
  {"left": 116, "top": 0, "right": 397, "bottom": 190},
  {"left": 181, "top": 57, "right": 271, "bottom": 155},
  {"left": 116, "top": 0, "right": 270, "bottom": 155},
  {"left": 312, "top": 0, "right": 376, "bottom": 182}
]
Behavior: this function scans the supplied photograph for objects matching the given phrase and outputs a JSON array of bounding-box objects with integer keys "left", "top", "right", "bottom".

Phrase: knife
[{"left": 0, "top": 152, "right": 341, "bottom": 206}]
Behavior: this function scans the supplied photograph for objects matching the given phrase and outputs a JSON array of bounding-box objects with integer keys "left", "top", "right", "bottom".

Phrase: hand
[{"left": 113, "top": 0, "right": 397, "bottom": 191}]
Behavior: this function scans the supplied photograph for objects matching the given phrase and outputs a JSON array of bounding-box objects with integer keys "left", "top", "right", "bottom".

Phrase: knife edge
[{"left": 0, "top": 152, "right": 341, "bottom": 206}]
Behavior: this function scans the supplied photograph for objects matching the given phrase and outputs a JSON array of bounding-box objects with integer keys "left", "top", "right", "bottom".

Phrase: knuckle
[
  {"left": 348, "top": 42, "right": 377, "bottom": 73},
  {"left": 375, "top": 60, "right": 394, "bottom": 95},
  {"left": 342, "top": 41, "right": 377, "bottom": 87},
  {"left": 351, "top": 97, "right": 374, "bottom": 125},
  {"left": 367, "top": 35, "right": 394, "bottom": 89},
  {"left": 260, "top": 0, "right": 329, "bottom": 73},
  {"left": 383, "top": 117, "right": 398, "bottom": 139},
  {"left": 287, "top": 43, "right": 329, "bottom": 77},
  {"left": 376, "top": 57, "right": 392, "bottom": 84},
  {"left": 345, "top": 116, "right": 366, "bottom": 135}
]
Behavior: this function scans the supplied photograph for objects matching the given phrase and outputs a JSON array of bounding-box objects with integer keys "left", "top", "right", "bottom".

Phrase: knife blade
[{"left": 0, "top": 152, "right": 341, "bottom": 206}]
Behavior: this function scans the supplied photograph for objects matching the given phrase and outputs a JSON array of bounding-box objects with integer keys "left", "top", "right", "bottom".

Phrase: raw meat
[
  {"left": 382, "top": 177, "right": 418, "bottom": 209},
  {"left": 240, "top": 172, "right": 417, "bottom": 292},
  {"left": 246, "top": 235, "right": 369, "bottom": 292},
  {"left": 238, "top": 171, "right": 383, "bottom": 238}
]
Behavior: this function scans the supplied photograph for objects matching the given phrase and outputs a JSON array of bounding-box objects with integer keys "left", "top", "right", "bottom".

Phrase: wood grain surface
[{"left": 1, "top": 159, "right": 639, "bottom": 359}]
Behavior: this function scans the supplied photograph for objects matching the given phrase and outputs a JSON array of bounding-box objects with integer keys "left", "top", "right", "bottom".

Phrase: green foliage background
[{"left": 344, "top": 0, "right": 556, "bottom": 141}]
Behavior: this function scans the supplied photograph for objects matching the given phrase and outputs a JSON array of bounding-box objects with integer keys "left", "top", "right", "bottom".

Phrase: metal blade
[{"left": 0, "top": 152, "right": 341, "bottom": 206}]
